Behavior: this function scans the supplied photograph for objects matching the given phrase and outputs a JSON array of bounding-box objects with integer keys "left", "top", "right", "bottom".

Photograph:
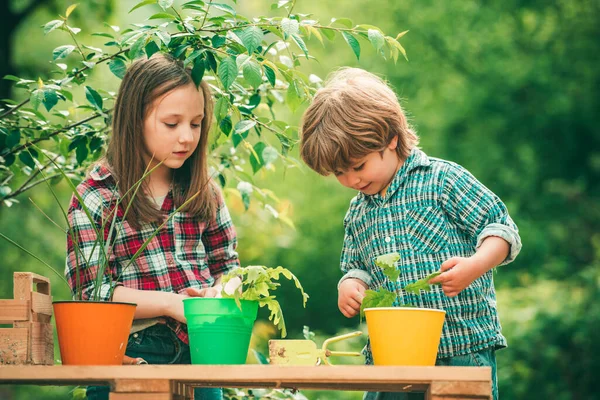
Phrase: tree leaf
[
  {"left": 238, "top": 26, "right": 264, "bottom": 55},
  {"left": 147, "top": 12, "right": 176, "bottom": 20},
  {"left": 30, "top": 90, "right": 45, "bottom": 111},
  {"left": 211, "top": 3, "right": 236, "bottom": 15},
  {"left": 66, "top": 4, "right": 78, "bottom": 18},
  {"left": 156, "top": 30, "right": 171, "bottom": 46},
  {"left": 250, "top": 141, "right": 266, "bottom": 173},
  {"left": 84, "top": 86, "right": 103, "bottom": 111},
  {"left": 109, "top": 58, "right": 127, "bottom": 79},
  {"left": 331, "top": 17, "right": 353, "bottom": 28},
  {"left": 52, "top": 45, "right": 75, "bottom": 60},
  {"left": 263, "top": 64, "right": 276, "bottom": 87},
  {"left": 129, "top": 0, "right": 157, "bottom": 13},
  {"left": 341, "top": 31, "right": 360, "bottom": 60},
  {"left": 242, "top": 59, "right": 262, "bottom": 89},
  {"left": 219, "top": 115, "right": 232, "bottom": 136},
  {"left": 368, "top": 29, "right": 385, "bottom": 51},
  {"left": 218, "top": 56, "right": 238, "bottom": 90},
  {"left": 262, "top": 146, "right": 279, "bottom": 166},
  {"left": 234, "top": 120, "right": 256, "bottom": 135},
  {"left": 44, "top": 20, "right": 64, "bottom": 35},
  {"left": 281, "top": 18, "right": 299, "bottom": 39},
  {"left": 286, "top": 80, "right": 303, "bottom": 112},
  {"left": 214, "top": 96, "right": 229, "bottom": 121},
  {"left": 41, "top": 89, "right": 59, "bottom": 112},
  {"left": 158, "top": 0, "right": 174, "bottom": 10},
  {"left": 128, "top": 35, "right": 147, "bottom": 59},
  {"left": 291, "top": 33, "right": 309, "bottom": 58},
  {"left": 145, "top": 40, "right": 160, "bottom": 58},
  {"left": 191, "top": 58, "right": 205, "bottom": 87}
]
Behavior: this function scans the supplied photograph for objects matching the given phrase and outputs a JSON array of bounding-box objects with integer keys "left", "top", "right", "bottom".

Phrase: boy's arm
[
  {"left": 338, "top": 211, "right": 371, "bottom": 288},
  {"left": 440, "top": 164, "right": 522, "bottom": 265}
]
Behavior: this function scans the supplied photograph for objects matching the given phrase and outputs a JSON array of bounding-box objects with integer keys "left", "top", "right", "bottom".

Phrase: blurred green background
[{"left": 1, "top": 0, "right": 598, "bottom": 399}]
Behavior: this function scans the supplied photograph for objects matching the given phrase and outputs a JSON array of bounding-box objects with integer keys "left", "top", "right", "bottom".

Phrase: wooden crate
[{"left": 0, "top": 272, "right": 54, "bottom": 365}]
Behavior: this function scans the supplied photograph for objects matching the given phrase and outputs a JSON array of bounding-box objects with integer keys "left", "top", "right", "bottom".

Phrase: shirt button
[
  {"left": 133, "top": 333, "right": 138, "bottom": 338},
  {"left": 385, "top": 237, "right": 391, "bottom": 243}
]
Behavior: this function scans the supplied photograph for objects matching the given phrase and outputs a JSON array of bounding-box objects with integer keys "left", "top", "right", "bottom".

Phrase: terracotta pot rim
[{"left": 53, "top": 300, "right": 137, "bottom": 306}]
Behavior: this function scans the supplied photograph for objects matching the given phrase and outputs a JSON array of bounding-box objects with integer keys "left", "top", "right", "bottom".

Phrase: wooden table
[{"left": 0, "top": 365, "right": 492, "bottom": 399}]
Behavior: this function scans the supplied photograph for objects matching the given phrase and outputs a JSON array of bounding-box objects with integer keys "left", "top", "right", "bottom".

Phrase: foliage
[
  {"left": 0, "top": 0, "right": 407, "bottom": 221},
  {"left": 360, "top": 252, "right": 440, "bottom": 318},
  {"left": 220, "top": 264, "right": 308, "bottom": 338},
  {"left": 0, "top": 149, "right": 207, "bottom": 301}
]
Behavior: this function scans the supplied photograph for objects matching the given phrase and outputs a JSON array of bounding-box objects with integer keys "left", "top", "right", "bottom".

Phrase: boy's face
[{"left": 334, "top": 137, "right": 402, "bottom": 196}]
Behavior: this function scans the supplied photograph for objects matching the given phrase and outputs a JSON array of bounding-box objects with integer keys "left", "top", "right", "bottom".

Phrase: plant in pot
[
  {"left": 360, "top": 252, "right": 445, "bottom": 366},
  {"left": 0, "top": 150, "right": 206, "bottom": 365},
  {"left": 183, "top": 264, "right": 309, "bottom": 365}
]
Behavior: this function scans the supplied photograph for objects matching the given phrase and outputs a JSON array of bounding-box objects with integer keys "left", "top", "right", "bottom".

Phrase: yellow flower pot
[{"left": 364, "top": 307, "right": 446, "bottom": 366}]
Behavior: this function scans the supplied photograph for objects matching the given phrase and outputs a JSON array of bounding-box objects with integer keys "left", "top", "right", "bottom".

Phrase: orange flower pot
[{"left": 53, "top": 301, "right": 136, "bottom": 365}]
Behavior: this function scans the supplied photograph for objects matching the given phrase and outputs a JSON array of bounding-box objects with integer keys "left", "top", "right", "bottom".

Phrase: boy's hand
[
  {"left": 338, "top": 278, "right": 368, "bottom": 318},
  {"left": 428, "top": 256, "right": 482, "bottom": 297}
]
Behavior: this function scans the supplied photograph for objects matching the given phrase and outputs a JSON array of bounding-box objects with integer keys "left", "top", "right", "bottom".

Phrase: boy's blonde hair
[{"left": 300, "top": 68, "right": 419, "bottom": 175}]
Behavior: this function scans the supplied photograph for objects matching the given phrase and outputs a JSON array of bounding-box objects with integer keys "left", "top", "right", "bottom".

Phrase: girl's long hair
[{"left": 106, "top": 53, "right": 216, "bottom": 229}]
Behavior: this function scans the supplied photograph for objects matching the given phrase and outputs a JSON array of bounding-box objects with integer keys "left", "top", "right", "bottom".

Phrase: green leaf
[
  {"left": 250, "top": 141, "right": 266, "bottom": 173},
  {"left": 158, "top": 0, "right": 174, "bottom": 10},
  {"left": 237, "top": 181, "right": 253, "bottom": 210},
  {"left": 263, "top": 64, "right": 276, "bottom": 87},
  {"left": 210, "top": 3, "right": 236, "bottom": 15},
  {"left": 214, "top": 96, "right": 229, "bottom": 121},
  {"left": 84, "top": 86, "right": 103, "bottom": 111},
  {"left": 129, "top": 0, "right": 158, "bottom": 13},
  {"left": 368, "top": 29, "right": 385, "bottom": 51},
  {"left": 211, "top": 34, "right": 226, "bottom": 48},
  {"left": 320, "top": 28, "right": 335, "bottom": 41},
  {"left": 41, "top": 89, "right": 59, "bottom": 112},
  {"left": 156, "top": 31, "right": 171, "bottom": 46},
  {"left": 291, "top": 33, "right": 309, "bottom": 58},
  {"left": 374, "top": 252, "right": 400, "bottom": 281},
  {"left": 286, "top": 80, "right": 303, "bottom": 112},
  {"left": 75, "top": 141, "right": 89, "bottom": 165},
  {"left": 331, "top": 17, "right": 353, "bottom": 28},
  {"left": 44, "top": 20, "right": 64, "bottom": 35},
  {"left": 30, "top": 90, "right": 45, "bottom": 111},
  {"left": 109, "top": 58, "right": 127, "bottom": 79},
  {"left": 191, "top": 58, "right": 205, "bottom": 87},
  {"left": 145, "top": 40, "right": 160, "bottom": 58},
  {"left": 218, "top": 56, "right": 238, "bottom": 90},
  {"left": 128, "top": 35, "right": 147, "bottom": 59},
  {"left": 52, "top": 45, "right": 75, "bottom": 60},
  {"left": 242, "top": 59, "right": 262, "bottom": 89},
  {"left": 341, "top": 31, "right": 360, "bottom": 60},
  {"left": 234, "top": 120, "right": 256, "bottom": 135},
  {"left": 65, "top": 4, "right": 78, "bottom": 17},
  {"left": 147, "top": 12, "right": 176, "bottom": 20},
  {"left": 238, "top": 26, "right": 264, "bottom": 55},
  {"left": 281, "top": 18, "right": 299, "bottom": 39},
  {"left": 5, "top": 130, "right": 20, "bottom": 148},
  {"left": 360, "top": 289, "right": 396, "bottom": 319},
  {"left": 262, "top": 146, "right": 278, "bottom": 166},
  {"left": 404, "top": 272, "right": 442, "bottom": 295},
  {"left": 18, "top": 152, "right": 35, "bottom": 169},
  {"left": 219, "top": 115, "right": 232, "bottom": 135}
]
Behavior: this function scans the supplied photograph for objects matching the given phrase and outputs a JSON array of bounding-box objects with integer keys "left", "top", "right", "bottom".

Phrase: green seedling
[{"left": 360, "top": 252, "right": 441, "bottom": 318}]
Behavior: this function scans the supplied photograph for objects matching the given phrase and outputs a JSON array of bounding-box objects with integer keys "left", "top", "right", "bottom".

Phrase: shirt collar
[
  {"left": 89, "top": 163, "right": 113, "bottom": 181},
  {"left": 360, "top": 147, "right": 431, "bottom": 203}
]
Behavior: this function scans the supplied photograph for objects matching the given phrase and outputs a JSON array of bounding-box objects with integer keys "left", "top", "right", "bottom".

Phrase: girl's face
[
  {"left": 143, "top": 82, "right": 205, "bottom": 179},
  {"left": 334, "top": 136, "right": 402, "bottom": 197}
]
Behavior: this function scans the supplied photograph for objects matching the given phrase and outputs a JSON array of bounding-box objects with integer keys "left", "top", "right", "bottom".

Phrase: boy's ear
[{"left": 388, "top": 135, "right": 399, "bottom": 150}]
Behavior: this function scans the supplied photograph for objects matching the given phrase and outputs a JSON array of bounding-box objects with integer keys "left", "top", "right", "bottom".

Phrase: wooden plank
[
  {"left": 109, "top": 394, "right": 171, "bottom": 400},
  {"left": 429, "top": 381, "right": 491, "bottom": 397},
  {"left": 13, "top": 273, "right": 34, "bottom": 301},
  {"left": 112, "top": 379, "right": 171, "bottom": 393},
  {"left": 0, "top": 365, "right": 492, "bottom": 387},
  {"left": 29, "top": 322, "right": 54, "bottom": 365},
  {"left": 0, "top": 300, "right": 28, "bottom": 323},
  {"left": 0, "top": 328, "right": 28, "bottom": 365},
  {"left": 31, "top": 292, "right": 53, "bottom": 317}
]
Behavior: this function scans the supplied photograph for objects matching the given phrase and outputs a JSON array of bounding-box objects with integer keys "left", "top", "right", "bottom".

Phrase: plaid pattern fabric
[
  {"left": 66, "top": 165, "right": 240, "bottom": 344},
  {"left": 340, "top": 148, "right": 522, "bottom": 361}
]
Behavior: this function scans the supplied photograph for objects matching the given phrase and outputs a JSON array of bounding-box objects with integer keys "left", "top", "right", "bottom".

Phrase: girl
[{"left": 66, "top": 53, "right": 238, "bottom": 400}]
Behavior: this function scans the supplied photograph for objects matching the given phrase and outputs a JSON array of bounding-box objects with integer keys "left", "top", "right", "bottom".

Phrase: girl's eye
[
  {"left": 165, "top": 123, "right": 177, "bottom": 128},
  {"left": 353, "top": 163, "right": 365, "bottom": 171},
  {"left": 191, "top": 123, "right": 201, "bottom": 129}
]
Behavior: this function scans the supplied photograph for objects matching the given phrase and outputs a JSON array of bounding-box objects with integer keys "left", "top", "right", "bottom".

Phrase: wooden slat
[
  {"left": 0, "top": 328, "right": 28, "bottom": 365},
  {"left": 31, "top": 291, "right": 53, "bottom": 317},
  {"left": 28, "top": 322, "right": 54, "bottom": 365},
  {"left": 112, "top": 379, "right": 171, "bottom": 393},
  {"left": 429, "top": 381, "right": 491, "bottom": 397},
  {"left": 0, "top": 300, "right": 28, "bottom": 323},
  {"left": 13, "top": 273, "right": 34, "bottom": 301}
]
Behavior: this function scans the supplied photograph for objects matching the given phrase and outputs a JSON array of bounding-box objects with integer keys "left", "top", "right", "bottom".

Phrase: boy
[{"left": 300, "top": 68, "right": 521, "bottom": 400}]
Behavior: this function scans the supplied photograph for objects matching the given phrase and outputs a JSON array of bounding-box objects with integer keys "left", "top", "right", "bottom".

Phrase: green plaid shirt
[{"left": 340, "top": 148, "right": 521, "bottom": 360}]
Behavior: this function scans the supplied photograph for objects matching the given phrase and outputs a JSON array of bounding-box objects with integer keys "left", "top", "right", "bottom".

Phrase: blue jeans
[
  {"left": 86, "top": 323, "right": 223, "bottom": 400},
  {"left": 363, "top": 347, "right": 498, "bottom": 400}
]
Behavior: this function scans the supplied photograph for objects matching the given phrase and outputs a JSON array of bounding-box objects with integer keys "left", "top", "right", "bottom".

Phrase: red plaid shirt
[{"left": 66, "top": 164, "right": 240, "bottom": 344}]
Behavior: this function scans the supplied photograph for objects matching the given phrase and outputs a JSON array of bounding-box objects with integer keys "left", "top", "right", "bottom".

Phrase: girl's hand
[
  {"left": 428, "top": 256, "right": 482, "bottom": 297},
  {"left": 338, "top": 278, "right": 368, "bottom": 318}
]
